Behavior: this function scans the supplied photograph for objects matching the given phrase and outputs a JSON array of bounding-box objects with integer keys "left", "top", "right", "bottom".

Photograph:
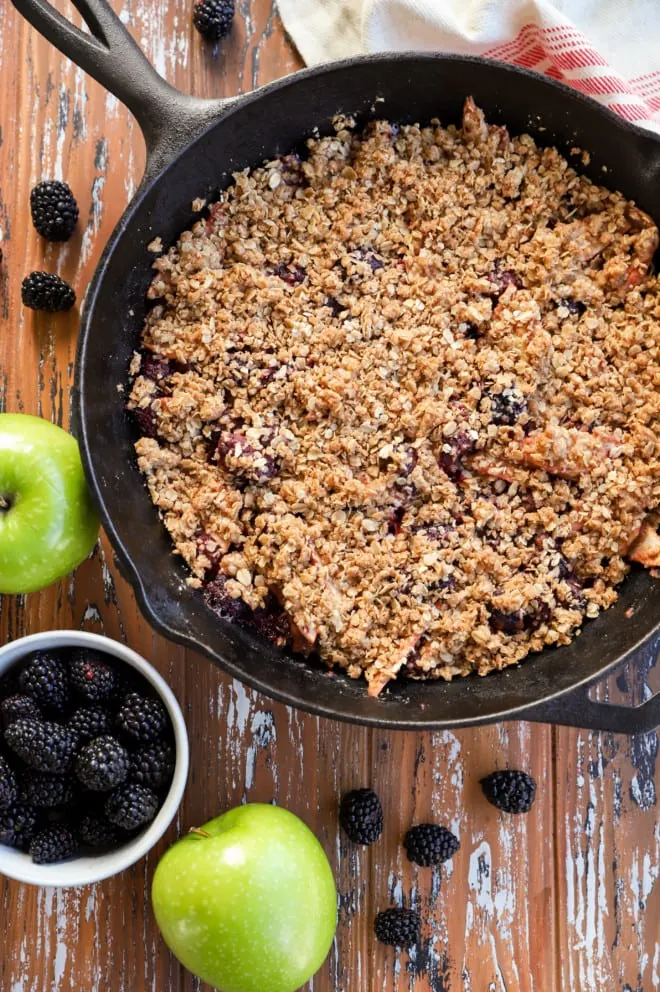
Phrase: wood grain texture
[{"left": 0, "top": 0, "right": 658, "bottom": 989}]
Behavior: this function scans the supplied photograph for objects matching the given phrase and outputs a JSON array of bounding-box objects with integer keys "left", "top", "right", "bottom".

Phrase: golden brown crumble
[{"left": 128, "top": 98, "right": 660, "bottom": 696}]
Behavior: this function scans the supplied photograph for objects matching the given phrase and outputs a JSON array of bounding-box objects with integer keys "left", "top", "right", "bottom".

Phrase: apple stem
[
  {"left": 188, "top": 827, "right": 212, "bottom": 839},
  {"left": 0, "top": 495, "right": 11, "bottom": 512}
]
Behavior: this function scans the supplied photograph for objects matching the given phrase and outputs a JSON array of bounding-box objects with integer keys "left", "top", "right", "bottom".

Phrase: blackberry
[
  {"left": 5, "top": 719, "right": 78, "bottom": 773},
  {"left": 20, "top": 771, "right": 75, "bottom": 808},
  {"left": 193, "top": 0, "right": 235, "bottom": 40},
  {"left": 404, "top": 824, "right": 460, "bottom": 867},
  {"left": 21, "top": 272, "right": 76, "bottom": 312},
  {"left": 339, "top": 788, "right": 383, "bottom": 845},
  {"left": 374, "top": 908, "right": 421, "bottom": 948},
  {"left": 30, "top": 823, "right": 79, "bottom": 864},
  {"left": 30, "top": 180, "right": 79, "bottom": 241},
  {"left": 130, "top": 741, "right": 175, "bottom": 790},
  {"left": 76, "top": 735, "right": 130, "bottom": 792},
  {"left": 481, "top": 769, "right": 537, "bottom": 814},
  {"left": 68, "top": 705, "right": 113, "bottom": 745},
  {"left": 79, "top": 814, "right": 118, "bottom": 848},
  {"left": 0, "top": 803, "right": 39, "bottom": 850},
  {"left": 1, "top": 694, "right": 41, "bottom": 729},
  {"left": 19, "top": 652, "right": 70, "bottom": 712},
  {"left": 0, "top": 755, "right": 17, "bottom": 810},
  {"left": 70, "top": 653, "right": 117, "bottom": 703},
  {"left": 487, "top": 389, "right": 527, "bottom": 426},
  {"left": 105, "top": 783, "right": 159, "bottom": 832},
  {"left": 117, "top": 693, "right": 168, "bottom": 745}
]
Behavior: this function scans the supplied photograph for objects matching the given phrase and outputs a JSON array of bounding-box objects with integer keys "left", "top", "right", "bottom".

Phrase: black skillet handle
[
  {"left": 521, "top": 670, "right": 660, "bottom": 734},
  {"left": 10, "top": 0, "right": 230, "bottom": 177}
]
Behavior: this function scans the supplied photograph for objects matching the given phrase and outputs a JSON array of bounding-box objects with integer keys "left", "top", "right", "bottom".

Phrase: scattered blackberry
[
  {"left": 79, "top": 814, "right": 118, "bottom": 848},
  {"left": 193, "top": 0, "right": 235, "bottom": 40},
  {"left": 30, "top": 180, "right": 79, "bottom": 241},
  {"left": 68, "top": 705, "right": 113, "bottom": 745},
  {"left": 0, "top": 803, "right": 39, "bottom": 850},
  {"left": 5, "top": 719, "right": 78, "bottom": 773},
  {"left": 0, "top": 755, "right": 17, "bottom": 810},
  {"left": 76, "top": 735, "right": 130, "bottom": 792},
  {"left": 105, "top": 783, "right": 159, "bottom": 831},
  {"left": 19, "top": 652, "right": 70, "bottom": 712},
  {"left": 374, "top": 908, "right": 421, "bottom": 948},
  {"left": 20, "top": 771, "right": 75, "bottom": 808},
  {"left": 70, "top": 652, "right": 117, "bottom": 702},
  {"left": 130, "top": 741, "right": 175, "bottom": 790},
  {"left": 339, "top": 788, "right": 383, "bottom": 845},
  {"left": 403, "top": 824, "right": 460, "bottom": 867},
  {"left": 21, "top": 271, "right": 76, "bottom": 312},
  {"left": 481, "top": 769, "right": 537, "bottom": 814},
  {"left": 117, "top": 693, "right": 168, "bottom": 745},
  {"left": 30, "top": 823, "right": 79, "bottom": 864},
  {"left": 1, "top": 694, "right": 41, "bottom": 729}
]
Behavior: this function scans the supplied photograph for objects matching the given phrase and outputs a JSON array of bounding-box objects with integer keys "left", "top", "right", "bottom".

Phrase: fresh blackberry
[
  {"left": 70, "top": 652, "right": 117, "bottom": 702},
  {"left": 339, "top": 788, "right": 383, "bottom": 845},
  {"left": 0, "top": 755, "right": 17, "bottom": 810},
  {"left": 76, "top": 735, "right": 130, "bottom": 792},
  {"left": 30, "top": 823, "right": 79, "bottom": 864},
  {"left": 374, "top": 908, "right": 421, "bottom": 948},
  {"left": 105, "top": 783, "right": 159, "bottom": 832},
  {"left": 30, "top": 180, "right": 79, "bottom": 241},
  {"left": 404, "top": 824, "right": 460, "bottom": 866},
  {"left": 193, "top": 0, "right": 235, "bottom": 40},
  {"left": 0, "top": 803, "right": 39, "bottom": 850},
  {"left": 1, "top": 694, "right": 41, "bottom": 729},
  {"left": 19, "top": 652, "right": 70, "bottom": 712},
  {"left": 481, "top": 769, "right": 537, "bottom": 814},
  {"left": 130, "top": 741, "right": 175, "bottom": 790},
  {"left": 21, "top": 272, "right": 76, "bottom": 312},
  {"left": 68, "top": 705, "right": 113, "bottom": 745},
  {"left": 20, "top": 771, "right": 75, "bottom": 808},
  {"left": 5, "top": 719, "right": 78, "bottom": 773},
  {"left": 79, "top": 813, "right": 119, "bottom": 848},
  {"left": 117, "top": 693, "right": 168, "bottom": 745}
]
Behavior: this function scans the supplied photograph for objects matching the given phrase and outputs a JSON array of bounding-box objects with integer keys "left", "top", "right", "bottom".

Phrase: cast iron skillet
[{"left": 11, "top": 0, "right": 660, "bottom": 732}]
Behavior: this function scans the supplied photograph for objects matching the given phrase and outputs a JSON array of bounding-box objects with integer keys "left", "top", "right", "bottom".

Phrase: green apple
[
  {"left": 0, "top": 414, "right": 99, "bottom": 593},
  {"left": 152, "top": 803, "right": 337, "bottom": 992}
]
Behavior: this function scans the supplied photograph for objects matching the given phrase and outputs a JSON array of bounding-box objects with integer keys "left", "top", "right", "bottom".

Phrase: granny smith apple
[
  {"left": 152, "top": 803, "right": 337, "bottom": 992},
  {"left": 0, "top": 414, "right": 99, "bottom": 593}
]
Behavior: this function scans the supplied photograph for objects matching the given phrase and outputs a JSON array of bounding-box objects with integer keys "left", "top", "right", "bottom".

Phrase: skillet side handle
[
  {"left": 520, "top": 679, "right": 660, "bottom": 734},
  {"left": 10, "top": 0, "right": 229, "bottom": 176}
]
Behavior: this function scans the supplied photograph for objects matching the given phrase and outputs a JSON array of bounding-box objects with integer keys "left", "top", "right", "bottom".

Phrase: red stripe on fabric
[
  {"left": 569, "top": 75, "right": 632, "bottom": 97},
  {"left": 630, "top": 73, "right": 660, "bottom": 96},
  {"left": 516, "top": 44, "right": 548, "bottom": 68},
  {"left": 543, "top": 65, "right": 564, "bottom": 81},
  {"left": 606, "top": 102, "right": 653, "bottom": 122},
  {"left": 645, "top": 95, "right": 660, "bottom": 112},
  {"left": 550, "top": 47, "right": 608, "bottom": 70}
]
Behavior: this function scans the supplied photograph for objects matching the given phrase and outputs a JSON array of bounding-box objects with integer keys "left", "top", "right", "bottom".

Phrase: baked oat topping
[{"left": 128, "top": 98, "right": 660, "bottom": 696}]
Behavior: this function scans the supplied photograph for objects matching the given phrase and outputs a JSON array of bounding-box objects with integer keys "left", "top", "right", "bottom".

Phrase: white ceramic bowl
[{"left": 0, "top": 630, "right": 189, "bottom": 887}]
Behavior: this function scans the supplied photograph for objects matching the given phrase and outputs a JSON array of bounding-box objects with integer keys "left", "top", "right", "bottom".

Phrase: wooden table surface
[{"left": 0, "top": 1, "right": 659, "bottom": 989}]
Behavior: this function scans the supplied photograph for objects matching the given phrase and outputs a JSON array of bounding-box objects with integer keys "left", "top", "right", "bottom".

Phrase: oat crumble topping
[{"left": 128, "top": 98, "right": 660, "bottom": 696}]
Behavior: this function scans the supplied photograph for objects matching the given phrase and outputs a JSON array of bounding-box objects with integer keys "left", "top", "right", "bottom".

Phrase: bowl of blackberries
[{"left": 0, "top": 631, "right": 189, "bottom": 886}]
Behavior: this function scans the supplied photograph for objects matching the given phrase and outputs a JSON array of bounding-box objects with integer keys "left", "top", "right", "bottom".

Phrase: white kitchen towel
[{"left": 276, "top": 0, "right": 660, "bottom": 133}]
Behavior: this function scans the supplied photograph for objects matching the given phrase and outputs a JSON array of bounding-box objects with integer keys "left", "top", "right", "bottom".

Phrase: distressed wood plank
[{"left": 0, "top": 0, "right": 658, "bottom": 990}]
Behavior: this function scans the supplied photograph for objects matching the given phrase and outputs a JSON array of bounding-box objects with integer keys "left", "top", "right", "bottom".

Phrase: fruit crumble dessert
[{"left": 128, "top": 98, "right": 660, "bottom": 696}]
